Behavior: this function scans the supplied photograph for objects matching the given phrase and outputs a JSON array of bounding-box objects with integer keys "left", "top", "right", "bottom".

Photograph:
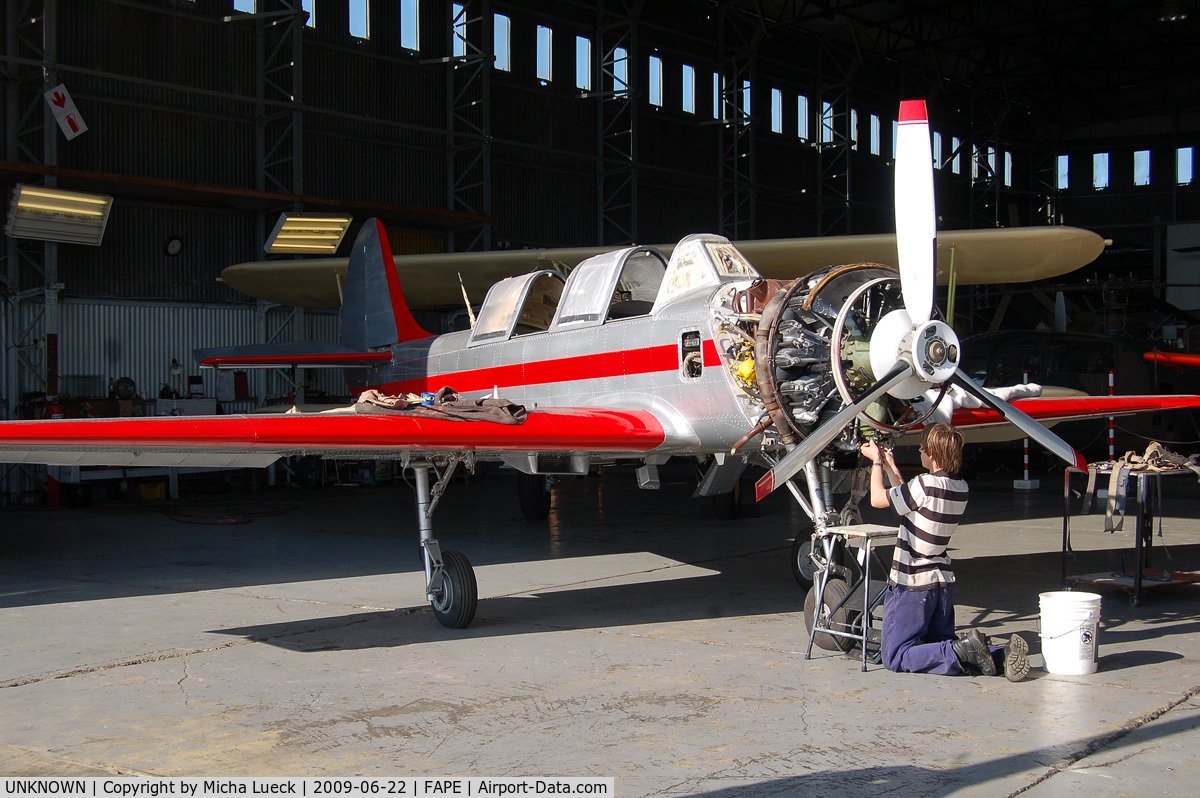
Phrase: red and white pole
[
  {"left": 1022, "top": 370, "right": 1031, "bottom": 481},
  {"left": 1108, "top": 369, "right": 1116, "bottom": 461},
  {"left": 1015, "top": 370, "right": 1039, "bottom": 490}
]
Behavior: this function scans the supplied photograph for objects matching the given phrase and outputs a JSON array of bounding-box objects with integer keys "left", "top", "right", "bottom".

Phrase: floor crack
[{"left": 1007, "top": 683, "right": 1200, "bottom": 797}]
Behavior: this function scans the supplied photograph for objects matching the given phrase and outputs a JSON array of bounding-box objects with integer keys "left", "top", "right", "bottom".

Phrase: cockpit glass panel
[
  {"left": 654, "top": 235, "right": 759, "bottom": 311},
  {"left": 471, "top": 277, "right": 527, "bottom": 342},
  {"left": 707, "top": 241, "right": 757, "bottom": 278},
  {"left": 513, "top": 273, "right": 564, "bottom": 335},
  {"left": 555, "top": 250, "right": 625, "bottom": 326},
  {"left": 659, "top": 238, "right": 719, "bottom": 306},
  {"left": 617, "top": 251, "right": 666, "bottom": 303}
]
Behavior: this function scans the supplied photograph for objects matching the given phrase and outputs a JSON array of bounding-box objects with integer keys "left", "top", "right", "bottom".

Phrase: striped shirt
[{"left": 886, "top": 471, "right": 969, "bottom": 590}]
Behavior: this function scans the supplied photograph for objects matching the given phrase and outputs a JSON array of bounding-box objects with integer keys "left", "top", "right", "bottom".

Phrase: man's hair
[{"left": 921, "top": 422, "right": 964, "bottom": 475}]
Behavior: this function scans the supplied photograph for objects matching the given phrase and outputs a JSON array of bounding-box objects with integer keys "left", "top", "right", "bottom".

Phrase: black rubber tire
[
  {"left": 803, "top": 577, "right": 858, "bottom": 652},
  {"left": 430, "top": 549, "right": 478, "bottom": 629},
  {"left": 792, "top": 528, "right": 864, "bottom": 589},
  {"left": 517, "top": 472, "right": 551, "bottom": 520},
  {"left": 790, "top": 526, "right": 817, "bottom": 589}
]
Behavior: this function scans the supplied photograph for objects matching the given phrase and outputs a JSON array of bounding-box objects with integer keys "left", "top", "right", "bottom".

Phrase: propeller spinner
[{"left": 755, "top": 100, "right": 1087, "bottom": 502}]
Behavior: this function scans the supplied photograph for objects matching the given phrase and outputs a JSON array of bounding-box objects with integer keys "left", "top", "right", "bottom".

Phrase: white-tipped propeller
[
  {"left": 894, "top": 99, "right": 936, "bottom": 327},
  {"left": 755, "top": 100, "right": 1087, "bottom": 502}
]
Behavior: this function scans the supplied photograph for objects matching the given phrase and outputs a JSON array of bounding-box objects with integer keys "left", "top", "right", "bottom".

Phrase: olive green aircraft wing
[{"left": 218, "top": 226, "right": 1106, "bottom": 309}]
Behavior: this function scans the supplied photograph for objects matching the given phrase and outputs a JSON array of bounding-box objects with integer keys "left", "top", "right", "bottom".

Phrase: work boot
[
  {"left": 952, "top": 628, "right": 997, "bottom": 676},
  {"left": 988, "top": 634, "right": 1032, "bottom": 681},
  {"left": 1001, "top": 634, "right": 1030, "bottom": 682}
]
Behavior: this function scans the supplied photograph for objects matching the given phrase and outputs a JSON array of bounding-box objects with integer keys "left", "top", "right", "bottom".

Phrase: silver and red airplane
[{"left": 2, "top": 101, "right": 1197, "bottom": 629}]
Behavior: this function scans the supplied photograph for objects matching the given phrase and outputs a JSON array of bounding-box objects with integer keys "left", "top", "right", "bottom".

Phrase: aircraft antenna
[{"left": 458, "top": 273, "right": 477, "bottom": 329}]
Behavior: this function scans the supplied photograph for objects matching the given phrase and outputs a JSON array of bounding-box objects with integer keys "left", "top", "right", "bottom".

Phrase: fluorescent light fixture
[
  {"left": 264, "top": 213, "right": 353, "bottom": 254},
  {"left": 4, "top": 184, "right": 113, "bottom": 246}
]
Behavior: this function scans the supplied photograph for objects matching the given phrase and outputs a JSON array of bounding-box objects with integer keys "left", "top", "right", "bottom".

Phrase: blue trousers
[{"left": 881, "top": 583, "right": 964, "bottom": 675}]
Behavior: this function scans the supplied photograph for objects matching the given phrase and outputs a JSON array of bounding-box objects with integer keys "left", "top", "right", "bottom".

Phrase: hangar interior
[{"left": 2, "top": 0, "right": 1199, "bottom": 499}]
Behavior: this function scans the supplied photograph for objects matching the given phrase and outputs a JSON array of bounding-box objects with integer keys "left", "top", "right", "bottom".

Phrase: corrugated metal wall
[{"left": 16, "top": 299, "right": 343, "bottom": 405}]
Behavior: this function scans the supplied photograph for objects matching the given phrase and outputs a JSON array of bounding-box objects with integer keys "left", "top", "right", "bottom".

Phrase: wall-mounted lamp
[
  {"left": 264, "top": 213, "right": 352, "bottom": 254},
  {"left": 4, "top": 184, "right": 113, "bottom": 246}
]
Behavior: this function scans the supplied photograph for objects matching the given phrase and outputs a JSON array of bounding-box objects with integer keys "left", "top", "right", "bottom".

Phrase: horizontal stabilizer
[{"left": 196, "top": 341, "right": 391, "bottom": 370}]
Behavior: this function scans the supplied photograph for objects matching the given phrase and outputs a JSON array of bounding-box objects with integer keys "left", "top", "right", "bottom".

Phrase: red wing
[
  {"left": 1144, "top": 351, "right": 1200, "bottom": 370},
  {"left": 0, "top": 408, "right": 665, "bottom": 468},
  {"left": 949, "top": 394, "right": 1200, "bottom": 429}
]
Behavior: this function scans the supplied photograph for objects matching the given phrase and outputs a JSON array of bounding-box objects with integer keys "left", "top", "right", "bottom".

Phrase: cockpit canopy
[
  {"left": 653, "top": 234, "right": 761, "bottom": 314},
  {"left": 552, "top": 246, "right": 668, "bottom": 330},
  {"left": 468, "top": 270, "right": 566, "bottom": 346},
  {"left": 466, "top": 234, "right": 760, "bottom": 346}
]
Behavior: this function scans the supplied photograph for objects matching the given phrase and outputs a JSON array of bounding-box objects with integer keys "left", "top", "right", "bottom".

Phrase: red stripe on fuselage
[{"left": 372, "top": 338, "right": 724, "bottom": 396}]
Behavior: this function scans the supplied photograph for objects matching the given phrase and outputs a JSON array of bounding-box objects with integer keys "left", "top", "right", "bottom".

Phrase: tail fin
[{"left": 340, "top": 218, "right": 431, "bottom": 350}]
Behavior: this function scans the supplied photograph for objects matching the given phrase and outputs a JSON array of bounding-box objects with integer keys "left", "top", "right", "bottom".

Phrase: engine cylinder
[{"left": 754, "top": 263, "right": 901, "bottom": 447}]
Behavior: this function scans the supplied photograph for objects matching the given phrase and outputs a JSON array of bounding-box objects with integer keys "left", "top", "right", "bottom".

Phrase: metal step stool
[{"left": 804, "top": 523, "right": 897, "bottom": 671}]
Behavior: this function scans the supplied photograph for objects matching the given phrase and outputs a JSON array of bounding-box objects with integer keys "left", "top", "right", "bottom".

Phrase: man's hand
[{"left": 861, "top": 438, "right": 894, "bottom": 467}]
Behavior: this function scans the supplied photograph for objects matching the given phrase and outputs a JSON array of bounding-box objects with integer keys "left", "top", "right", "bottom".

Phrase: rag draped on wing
[{"left": 912, "top": 383, "right": 1046, "bottom": 425}]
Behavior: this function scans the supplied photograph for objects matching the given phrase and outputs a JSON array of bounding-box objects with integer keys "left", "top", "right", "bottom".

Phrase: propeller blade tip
[
  {"left": 1074, "top": 451, "right": 1089, "bottom": 471},
  {"left": 899, "top": 100, "right": 928, "bottom": 123},
  {"left": 754, "top": 472, "right": 774, "bottom": 502}
]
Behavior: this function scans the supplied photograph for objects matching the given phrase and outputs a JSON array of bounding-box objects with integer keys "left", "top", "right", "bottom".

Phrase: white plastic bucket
[{"left": 1038, "top": 591, "right": 1101, "bottom": 675}]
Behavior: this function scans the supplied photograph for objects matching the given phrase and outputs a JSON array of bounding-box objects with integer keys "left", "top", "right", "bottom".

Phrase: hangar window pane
[
  {"left": 1004, "top": 151, "right": 1013, "bottom": 187},
  {"left": 302, "top": 0, "right": 314, "bottom": 27},
  {"left": 537, "top": 26, "right": 553, "bottom": 82},
  {"left": 401, "top": 0, "right": 419, "bottom": 50},
  {"left": 682, "top": 65, "right": 695, "bottom": 113},
  {"left": 1134, "top": 150, "right": 1151, "bottom": 186},
  {"left": 612, "top": 47, "right": 629, "bottom": 94},
  {"left": 870, "top": 114, "right": 880, "bottom": 155},
  {"left": 648, "top": 55, "right": 662, "bottom": 106},
  {"left": 850, "top": 109, "right": 858, "bottom": 150},
  {"left": 349, "top": 0, "right": 368, "bottom": 39},
  {"left": 1056, "top": 154, "right": 1069, "bottom": 189},
  {"left": 1093, "top": 152, "right": 1110, "bottom": 190},
  {"left": 951, "top": 136, "right": 961, "bottom": 174},
  {"left": 770, "top": 88, "right": 782, "bottom": 133},
  {"left": 576, "top": 37, "right": 591, "bottom": 90},
  {"left": 493, "top": 14, "right": 510, "bottom": 71},
  {"left": 821, "top": 102, "right": 834, "bottom": 144},
  {"left": 741, "top": 80, "right": 751, "bottom": 119},
  {"left": 932, "top": 131, "right": 942, "bottom": 169},
  {"left": 234, "top": 0, "right": 254, "bottom": 12},
  {"left": 797, "top": 95, "right": 809, "bottom": 140},
  {"left": 712, "top": 73, "right": 720, "bottom": 119},
  {"left": 452, "top": 4, "right": 467, "bottom": 57},
  {"left": 1178, "top": 147, "right": 1193, "bottom": 185}
]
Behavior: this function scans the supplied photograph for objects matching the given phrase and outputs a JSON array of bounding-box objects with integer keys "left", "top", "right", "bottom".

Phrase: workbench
[{"left": 1062, "top": 465, "right": 1200, "bottom": 606}]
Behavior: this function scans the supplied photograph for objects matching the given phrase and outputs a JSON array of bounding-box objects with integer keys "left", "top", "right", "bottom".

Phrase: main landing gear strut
[{"left": 407, "top": 457, "right": 478, "bottom": 628}]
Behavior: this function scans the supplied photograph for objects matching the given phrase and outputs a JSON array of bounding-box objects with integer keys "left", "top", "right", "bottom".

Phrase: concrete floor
[{"left": 2, "top": 462, "right": 1200, "bottom": 796}]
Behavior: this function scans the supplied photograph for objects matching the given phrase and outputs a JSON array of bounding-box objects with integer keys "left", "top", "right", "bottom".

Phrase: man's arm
[{"left": 861, "top": 440, "right": 902, "bottom": 509}]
